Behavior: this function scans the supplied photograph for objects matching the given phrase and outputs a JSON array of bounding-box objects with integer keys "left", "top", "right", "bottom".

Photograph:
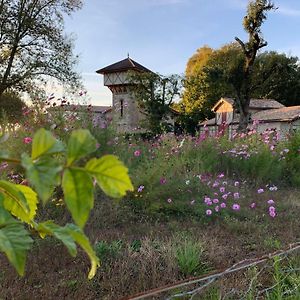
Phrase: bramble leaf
[
  {"left": 65, "top": 224, "right": 100, "bottom": 279},
  {"left": 67, "top": 129, "right": 97, "bottom": 166},
  {"left": 35, "top": 221, "right": 77, "bottom": 256},
  {"left": 62, "top": 168, "right": 94, "bottom": 228},
  {"left": 0, "top": 208, "right": 33, "bottom": 276},
  {"left": 0, "top": 181, "right": 29, "bottom": 219},
  {"left": 35, "top": 222, "right": 99, "bottom": 279},
  {"left": 31, "top": 128, "right": 64, "bottom": 160},
  {"left": 85, "top": 155, "right": 134, "bottom": 198},
  {"left": 21, "top": 154, "right": 62, "bottom": 204},
  {"left": 2, "top": 183, "right": 37, "bottom": 224}
]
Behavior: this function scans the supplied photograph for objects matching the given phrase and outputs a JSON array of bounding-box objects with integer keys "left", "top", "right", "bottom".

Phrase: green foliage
[
  {"left": 282, "top": 131, "right": 300, "bottom": 186},
  {"left": 174, "top": 236, "right": 205, "bottom": 276},
  {"left": 31, "top": 128, "right": 65, "bottom": 160},
  {"left": 21, "top": 154, "right": 62, "bottom": 204},
  {"left": 85, "top": 155, "right": 134, "bottom": 198},
  {"left": 0, "top": 0, "right": 82, "bottom": 97},
  {"left": 0, "top": 221, "right": 33, "bottom": 276},
  {"left": 128, "top": 71, "right": 182, "bottom": 134},
  {"left": 67, "top": 129, "right": 97, "bottom": 166},
  {"left": 62, "top": 168, "right": 94, "bottom": 228},
  {"left": 94, "top": 240, "right": 123, "bottom": 260},
  {"left": 0, "top": 91, "right": 26, "bottom": 123},
  {"left": 0, "top": 128, "right": 133, "bottom": 278}
]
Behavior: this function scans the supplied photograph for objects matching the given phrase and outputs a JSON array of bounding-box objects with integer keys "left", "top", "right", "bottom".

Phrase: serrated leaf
[
  {"left": 62, "top": 168, "right": 94, "bottom": 228},
  {"left": 85, "top": 155, "right": 134, "bottom": 198},
  {"left": 35, "top": 222, "right": 99, "bottom": 279},
  {"left": 2, "top": 183, "right": 37, "bottom": 224},
  {"left": 65, "top": 224, "right": 100, "bottom": 279},
  {"left": 32, "top": 128, "right": 64, "bottom": 160},
  {"left": 0, "top": 222, "right": 33, "bottom": 276},
  {"left": 0, "top": 181, "right": 29, "bottom": 218},
  {"left": 35, "top": 221, "right": 77, "bottom": 257},
  {"left": 21, "top": 154, "right": 62, "bottom": 204},
  {"left": 0, "top": 196, "right": 15, "bottom": 224},
  {"left": 67, "top": 130, "right": 97, "bottom": 166}
]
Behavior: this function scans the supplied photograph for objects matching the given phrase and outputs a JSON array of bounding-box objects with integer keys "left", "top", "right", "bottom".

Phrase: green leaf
[
  {"left": 0, "top": 195, "right": 14, "bottom": 224},
  {"left": 32, "top": 128, "right": 64, "bottom": 160},
  {"left": 0, "top": 181, "right": 29, "bottom": 219},
  {"left": 67, "top": 129, "right": 97, "bottom": 166},
  {"left": 62, "top": 168, "right": 94, "bottom": 228},
  {"left": 35, "top": 221, "right": 77, "bottom": 257},
  {"left": 2, "top": 183, "right": 37, "bottom": 224},
  {"left": 65, "top": 224, "right": 100, "bottom": 279},
  {"left": 35, "top": 222, "right": 99, "bottom": 279},
  {"left": 21, "top": 154, "right": 62, "bottom": 204},
  {"left": 85, "top": 155, "right": 134, "bottom": 198},
  {"left": 0, "top": 221, "right": 33, "bottom": 276}
]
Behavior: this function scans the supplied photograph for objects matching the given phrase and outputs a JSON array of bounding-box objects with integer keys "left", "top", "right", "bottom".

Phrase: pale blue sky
[{"left": 64, "top": 0, "right": 300, "bottom": 106}]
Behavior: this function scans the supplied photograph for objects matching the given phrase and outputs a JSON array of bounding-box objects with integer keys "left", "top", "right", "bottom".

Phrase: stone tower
[{"left": 96, "top": 57, "right": 152, "bottom": 133}]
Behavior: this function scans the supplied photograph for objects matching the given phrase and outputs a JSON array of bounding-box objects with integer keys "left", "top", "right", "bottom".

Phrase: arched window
[{"left": 120, "top": 99, "right": 124, "bottom": 118}]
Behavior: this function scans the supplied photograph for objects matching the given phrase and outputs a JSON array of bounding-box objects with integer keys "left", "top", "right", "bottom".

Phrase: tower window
[{"left": 120, "top": 99, "right": 124, "bottom": 118}]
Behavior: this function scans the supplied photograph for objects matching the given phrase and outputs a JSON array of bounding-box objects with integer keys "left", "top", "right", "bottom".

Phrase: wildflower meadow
[{"left": 0, "top": 98, "right": 300, "bottom": 299}]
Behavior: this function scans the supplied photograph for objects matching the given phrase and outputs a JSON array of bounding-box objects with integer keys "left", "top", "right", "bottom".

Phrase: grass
[
  {"left": 1, "top": 115, "right": 300, "bottom": 299},
  {"left": 0, "top": 191, "right": 299, "bottom": 299}
]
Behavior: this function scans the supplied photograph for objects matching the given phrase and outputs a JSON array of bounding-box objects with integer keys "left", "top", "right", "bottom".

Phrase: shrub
[{"left": 0, "top": 128, "right": 133, "bottom": 278}]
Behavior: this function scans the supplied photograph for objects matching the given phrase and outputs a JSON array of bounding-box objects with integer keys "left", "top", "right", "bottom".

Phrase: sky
[{"left": 63, "top": 0, "right": 300, "bottom": 107}]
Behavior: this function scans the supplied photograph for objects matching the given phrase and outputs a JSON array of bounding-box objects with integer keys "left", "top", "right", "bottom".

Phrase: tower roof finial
[{"left": 127, "top": 52, "right": 130, "bottom": 58}]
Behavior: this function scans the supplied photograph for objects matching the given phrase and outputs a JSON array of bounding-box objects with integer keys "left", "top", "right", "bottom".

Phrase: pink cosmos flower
[
  {"left": 212, "top": 181, "right": 219, "bottom": 188},
  {"left": 267, "top": 199, "right": 275, "bottom": 205},
  {"left": 222, "top": 194, "right": 228, "bottom": 200},
  {"left": 215, "top": 206, "right": 220, "bottom": 212},
  {"left": 257, "top": 188, "right": 264, "bottom": 194},
  {"left": 134, "top": 150, "right": 141, "bottom": 157},
  {"left": 160, "top": 177, "right": 167, "bottom": 185},
  {"left": 233, "top": 192, "right": 240, "bottom": 199},
  {"left": 137, "top": 185, "right": 144, "bottom": 193},
  {"left": 167, "top": 198, "right": 172, "bottom": 203},
  {"left": 269, "top": 206, "right": 276, "bottom": 212},
  {"left": 23, "top": 137, "right": 32, "bottom": 144},
  {"left": 212, "top": 198, "right": 219, "bottom": 204},
  {"left": 250, "top": 202, "right": 256, "bottom": 209},
  {"left": 220, "top": 202, "right": 226, "bottom": 208},
  {"left": 217, "top": 173, "right": 224, "bottom": 178},
  {"left": 220, "top": 187, "right": 225, "bottom": 193},
  {"left": 269, "top": 210, "right": 276, "bottom": 218},
  {"left": 206, "top": 209, "right": 212, "bottom": 216},
  {"left": 232, "top": 204, "right": 240, "bottom": 211},
  {"left": 234, "top": 181, "right": 239, "bottom": 187}
]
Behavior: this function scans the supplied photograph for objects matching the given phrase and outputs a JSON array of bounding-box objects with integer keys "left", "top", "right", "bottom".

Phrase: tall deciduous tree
[
  {"left": 251, "top": 51, "right": 300, "bottom": 106},
  {"left": 234, "top": 0, "right": 276, "bottom": 131},
  {"left": 0, "top": 0, "right": 82, "bottom": 99},
  {"left": 129, "top": 72, "right": 182, "bottom": 134}
]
